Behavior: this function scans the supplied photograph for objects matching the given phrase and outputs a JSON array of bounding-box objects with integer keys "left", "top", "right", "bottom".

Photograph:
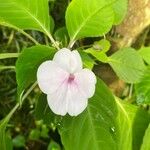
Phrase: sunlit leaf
[
  {"left": 66, "top": 0, "right": 115, "bottom": 44},
  {"left": 0, "top": 0, "right": 51, "bottom": 34},
  {"left": 113, "top": 0, "right": 128, "bottom": 24}
]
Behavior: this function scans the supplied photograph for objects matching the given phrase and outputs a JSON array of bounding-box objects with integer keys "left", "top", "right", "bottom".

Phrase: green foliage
[
  {"left": 85, "top": 48, "right": 109, "bottom": 63},
  {"left": 135, "top": 67, "right": 150, "bottom": 104},
  {"left": 59, "top": 80, "right": 150, "bottom": 150},
  {"left": 16, "top": 45, "right": 55, "bottom": 98},
  {"left": 132, "top": 109, "right": 150, "bottom": 150},
  {"left": 47, "top": 141, "right": 61, "bottom": 150},
  {"left": 140, "top": 123, "right": 150, "bottom": 150},
  {"left": 93, "top": 39, "right": 111, "bottom": 52},
  {"left": 109, "top": 48, "right": 146, "bottom": 83},
  {"left": 54, "top": 27, "right": 69, "bottom": 47},
  {"left": 0, "top": 0, "right": 51, "bottom": 34},
  {"left": 0, "top": 0, "right": 149, "bottom": 149},
  {"left": 35, "top": 94, "right": 55, "bottom": 125},
  {"left": 139, "top": 47, "right": 150, "bottom": 65},
  {"left": 113, "top": 0, "right": 128, "bottom": 24},
  {"left": 66, "top": 0, "right": 115, "bottom": 45},
  {"left": 12, "top": 135, "right": 25, "bottom": 148},
  {"left": 79, "top": 51, "right": 96, "bottom": 69},
  {"left": 59, "top": 79, "right": 118, "bottom": 150}
]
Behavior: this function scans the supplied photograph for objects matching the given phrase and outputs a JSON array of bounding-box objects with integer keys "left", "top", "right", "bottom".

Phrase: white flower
[{"left": 37, "top": 48, "right": 97, "bottom": 116}]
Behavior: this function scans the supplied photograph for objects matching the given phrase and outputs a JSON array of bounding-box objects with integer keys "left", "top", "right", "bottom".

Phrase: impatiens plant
[
  {"left": 0, "top": 0, "right": 150, "bottom": 150},
  {"left": 37, "top": 48, "right": 96, "bottom": 116}
]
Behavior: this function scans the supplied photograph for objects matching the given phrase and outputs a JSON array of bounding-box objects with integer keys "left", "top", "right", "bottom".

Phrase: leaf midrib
[
  {"left": 87, "top": 105, "right": 100, "bottom": 150},
  {"left": 12, "top": 1, "right": 49, "bottom": 34},
  {"left": 70, "top": 0, "right": 116, "bottom": 41}
]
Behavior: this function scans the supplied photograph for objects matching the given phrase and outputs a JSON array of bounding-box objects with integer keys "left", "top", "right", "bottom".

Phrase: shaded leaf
[
  {"left": 109, "top": 48, "right": 146, "bottom": 83},
  {"left": 16, "top": 45, "right": 55, "bottom": 97},
  {"left": 139, "top": 47, "right": 150, "bottom": 65},
  {"left": 135, "top": 67, "right": 150, "bottom": 104}
]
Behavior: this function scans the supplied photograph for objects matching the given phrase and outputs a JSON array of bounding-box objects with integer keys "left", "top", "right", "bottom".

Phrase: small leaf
[
  {"left": 93, "top": 39, "right": 111, "bottom": 52},
  {"left": 16, "top": 45, "right": 55, "bottom": 99},
  {"left": 54, "top": 27, "right": 69, "bottom": 47},
  {"left": 47, "top": 141, "right": 61, "bottom": 150},
  {"left": 85, "top": 48, "right": 109, "bottom": 63},
  {"left": 66, "top": 0, "right": 115, "bottom": 43},
  {"left": 29, "top": 129, "right": 41, "bottom": 141},
  {"left": 109, "top": 48, "right": 146, "bottom": 83},
  {"left": 79, "top": 51, "right": 96, "bottom": 69},
  {"left": 138, "top": 47, "right": 150, "bottom": 65},
  {"left": 12, "top": 135, "right": 25, "bottom": 148},
  {"left": 135, "top": 67, "right": 150, "bottom": 104}
]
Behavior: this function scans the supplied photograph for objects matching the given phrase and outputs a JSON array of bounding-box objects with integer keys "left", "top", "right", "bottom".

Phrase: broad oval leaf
[
  {"left": 59, "top": 79, "right": 118, "bottom": 150},
  {"left": 16, "top": 45, "right": 55, "bottom": 98},
  {"left": 66, "top": 0, "right": 115, "bottom": 43},
  {"left": 0, "top": 0, "right": 51, "bottom": 34},
  {"left": 109, "top": 48, "right": 146, "bottom": 83}
]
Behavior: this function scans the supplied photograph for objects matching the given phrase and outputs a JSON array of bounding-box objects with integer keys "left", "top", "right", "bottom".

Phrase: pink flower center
[{"left": 68, "top": 74, "right": 75, "bottom": 83}]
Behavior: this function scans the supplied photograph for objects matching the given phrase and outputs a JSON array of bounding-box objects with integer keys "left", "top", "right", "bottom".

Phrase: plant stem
[
  {"left": 0, "top": 82, "right": 37, "bottom": 127},
  {"left": 0, "top": 53, "right": 19, "bottom": 59},
  {"left": 44, "top": 30, "right": 60, "bottom": 50}
]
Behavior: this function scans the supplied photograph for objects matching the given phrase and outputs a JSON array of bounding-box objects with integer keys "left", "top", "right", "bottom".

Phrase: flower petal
[
  {"left": 74, "top": 69, "right": 97, "bottom": 98},
  {"left": 53, "top": 48, "right": 82, "bottom": 73},
  {"left": 67, "top": 83, "right": 88, "bottom": 116},
  {"left": 47, "top": 81, "right": 88, "bottom": 116},
  {"left": 37, "top": 60, "right": 68, "bottom": 94},
  {"left": 47, "top": 82, "right": 68, "bottom": 116}
]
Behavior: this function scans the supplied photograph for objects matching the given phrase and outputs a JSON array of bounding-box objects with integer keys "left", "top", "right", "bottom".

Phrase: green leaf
[
  {"left": 12, "top": 135, "right": 25, "bottom": 148},
  {"left": 0, "top": 104, "right": 18, "bottom": 150},
  {"left": 59, "top": 79, "right": 118, "bottom": 150},
  {"left": 29, "top": 129, "right": 41, "bottom": 140},
  {"left": 132, "top": 109, "right": 150, "bottom": 150},
  {"left": 85, "top": 48, "right": 109, "bottom": 63},
  {"left": 135, "top": 67, "right": 150, "bottom": 104},
  {"left": 54, "top": 27, "right": 69, "bottom": 47},
  {"left": 93, "top": 39, "right": 111, "bottom": 52},
  {"left": 16, "top": 45, "right": 55, "bottom": 98},
  {"left": 109, "top": 48, "right": 146, "bottom": 83},
  {"left": 115, "top": 99, "right": 136, "bottom": 150},
  {"left": 138, "top": 47, "right": 150, "bottom": 65},
  {"left": 140, "top": 123, "right": 150, "bottom": 150},
  {"left": 35, "top": 94, "right": 55, "bottom": 125},
  {"left": 0, "top": 0, "right": 50, "bottom": 34},
  {"left": 66, "top": 0, "right": 115, "bottom": 45},
  {"left": 79, "top": 51, "right": 96, "bottom": 69},
  {"left": 113, "top": 0, "right": 128, "bottom": 24},
  {"left": 47, "top": 141, "right": 61, "bottom": 150},
  {"left": 59, "top": 78, "right": 149, "bottom": 150}
]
